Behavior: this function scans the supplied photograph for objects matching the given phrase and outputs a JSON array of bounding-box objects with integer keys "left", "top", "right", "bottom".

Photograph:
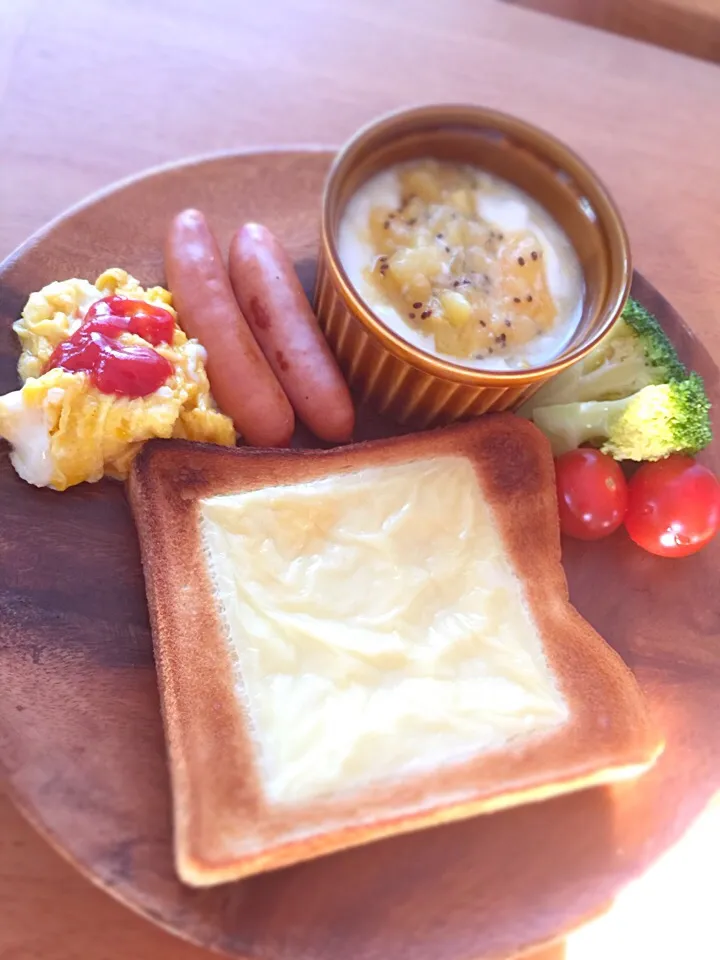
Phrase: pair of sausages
[{"left": 165, "top": 211, "right": 354, "bottom": 447}]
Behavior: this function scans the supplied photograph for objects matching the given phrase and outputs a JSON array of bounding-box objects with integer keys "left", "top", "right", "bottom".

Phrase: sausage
[
  {"left": 164, "top": 210, "right": 294, "bottom": 447},
  {"left": 228, "top": 223, "right": 355, "bottom": 443}
]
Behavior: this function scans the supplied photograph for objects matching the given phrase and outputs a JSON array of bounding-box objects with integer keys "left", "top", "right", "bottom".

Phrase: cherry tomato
[
  {"left": 625, "top": 456, "right": 720, "bottom": 558},
  {"left": 555, "top": 449, "right": 629, "bottom": 540}
]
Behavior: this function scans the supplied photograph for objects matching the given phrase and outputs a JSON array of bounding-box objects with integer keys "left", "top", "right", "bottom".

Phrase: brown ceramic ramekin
[{"left": 314, "top": 104, "right": 631, "bottom": 427}]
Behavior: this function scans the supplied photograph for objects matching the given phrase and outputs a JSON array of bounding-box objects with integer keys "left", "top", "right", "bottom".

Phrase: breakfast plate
[{"left": 0, "top": 147, "right": 719, "bottom": 960}]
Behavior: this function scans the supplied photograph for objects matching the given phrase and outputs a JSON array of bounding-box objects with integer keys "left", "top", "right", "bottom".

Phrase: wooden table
[
  {"left": 504, "top": 0, "right": 720, "bottom": 62},
  {"left": 1, "top": 1, "right": 720, "bottom": 957}
]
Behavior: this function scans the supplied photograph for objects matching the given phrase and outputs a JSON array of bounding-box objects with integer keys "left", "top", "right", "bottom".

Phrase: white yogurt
[{"left": 338, "top": 163, "right": 585, "bottom": 371}]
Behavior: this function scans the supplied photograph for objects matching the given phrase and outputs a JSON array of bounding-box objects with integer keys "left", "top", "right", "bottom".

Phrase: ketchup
[
  {"left": 47, "top": 296, "right": 174, "bottom": 398},
  {"left": 83, "top": 296, "right": 175, "bottom": 345}
]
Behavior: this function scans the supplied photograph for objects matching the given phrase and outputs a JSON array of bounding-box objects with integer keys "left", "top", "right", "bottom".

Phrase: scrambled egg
[{"left": 0, "top": 268, "right": 236, "bottom": 491}]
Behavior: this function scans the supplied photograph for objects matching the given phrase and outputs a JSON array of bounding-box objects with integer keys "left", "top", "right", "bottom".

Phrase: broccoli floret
[
  {"left": 517, "top": 297, "right": 686, "bottom": 415},
  {"left": 532, "top": 373, "right": 712, "bottom": 460},
  {"left": 622, "top": 299, "right": 687, "bottom": 381}
]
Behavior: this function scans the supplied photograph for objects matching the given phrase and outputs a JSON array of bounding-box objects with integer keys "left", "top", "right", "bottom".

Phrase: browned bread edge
[{"left": 127, "top": 415, "right": 663, "bottom": 887}]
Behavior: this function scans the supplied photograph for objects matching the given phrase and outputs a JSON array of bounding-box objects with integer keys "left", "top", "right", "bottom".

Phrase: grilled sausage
[
  {"left": 165, "top": 210, "right": 294, "bottom": 447},
  {"left": 228, "top": 222, "right": 354, "bottom": 443}
]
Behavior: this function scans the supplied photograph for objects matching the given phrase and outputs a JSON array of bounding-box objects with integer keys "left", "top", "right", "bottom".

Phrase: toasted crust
[{"left": 128, "top": 416, "right": 663, "bottom": 887}]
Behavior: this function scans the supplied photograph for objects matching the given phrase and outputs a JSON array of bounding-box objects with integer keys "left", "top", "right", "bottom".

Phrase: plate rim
[{"left": 0, "top": 144, "right": 337, "bottom": 273}]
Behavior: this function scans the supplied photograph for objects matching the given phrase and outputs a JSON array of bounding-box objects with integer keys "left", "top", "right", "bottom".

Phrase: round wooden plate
[{"left": 0, "top": 150, "right": 719, "bottom": 960}]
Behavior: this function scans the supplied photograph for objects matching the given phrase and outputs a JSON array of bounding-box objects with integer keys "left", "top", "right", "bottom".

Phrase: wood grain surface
[
  {"left": 503, "top": 0, "right": 720, "bottom": 62},
  {"left": 1, "top": 2, "right": 720, "bottom": 959},
  {"left": 0, "top": 149, "right": 719, "bottom": 960}
]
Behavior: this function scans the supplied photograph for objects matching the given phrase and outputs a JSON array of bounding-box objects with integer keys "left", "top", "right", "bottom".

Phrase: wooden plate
[{"left": 0, "top": 150, "right": 719, "bottom": 960}]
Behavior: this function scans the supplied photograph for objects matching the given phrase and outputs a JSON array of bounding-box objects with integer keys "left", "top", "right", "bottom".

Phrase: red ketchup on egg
[{"left": 46, "top": 296, "right": 174, "bottom": 398}]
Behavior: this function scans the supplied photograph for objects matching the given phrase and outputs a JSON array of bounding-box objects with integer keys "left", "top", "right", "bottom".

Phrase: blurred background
[{"left": 505, "top": 0, "right": 720, "bottom": 63}]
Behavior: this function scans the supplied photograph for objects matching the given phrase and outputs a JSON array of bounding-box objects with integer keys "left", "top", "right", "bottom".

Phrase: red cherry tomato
[
  {"left": 555, "top": 449, "right": 629, "bottom": 540},
  {"left": 625, "top": 456, "right": 720, "bottom": 558}
]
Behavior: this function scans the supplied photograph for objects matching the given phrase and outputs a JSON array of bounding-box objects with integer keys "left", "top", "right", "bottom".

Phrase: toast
[{"left": 128, "top": 415, "right": 663, "bottom": 887}]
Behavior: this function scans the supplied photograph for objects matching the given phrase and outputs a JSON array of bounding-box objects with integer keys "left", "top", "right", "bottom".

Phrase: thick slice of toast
[{"left": 129, "top": 416, "right": 662, "bottom": 888}]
